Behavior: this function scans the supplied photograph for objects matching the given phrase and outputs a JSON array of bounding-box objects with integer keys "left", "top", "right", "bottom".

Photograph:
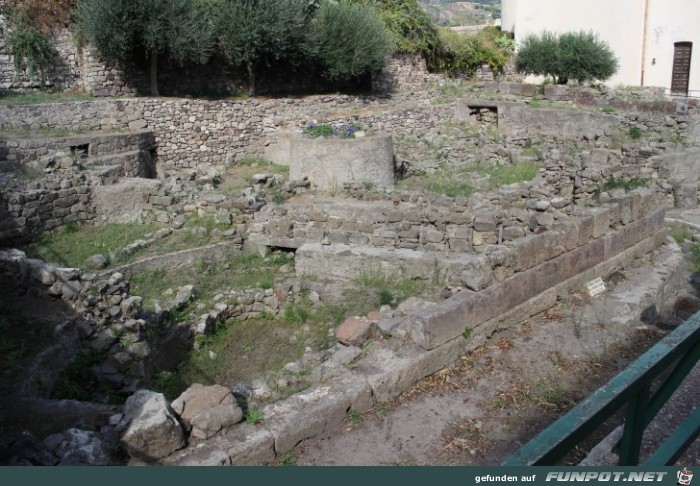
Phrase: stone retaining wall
[
  {"left": 292, "top": 188, "right": 663, "bottom": 299},
  {"left": 0, "top": 130, "right": 156, "bottom": 176},
  {"left": 0, "top": 172, "right": 96, "bottom": 242}
]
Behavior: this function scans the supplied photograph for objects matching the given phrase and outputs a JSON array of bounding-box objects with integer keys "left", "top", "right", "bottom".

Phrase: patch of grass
[
  {"left": 474, "top": 162, "right": 539, "bottom": 187},
  {"left": 601, "top": 106, "right": 616, "bottom": 113},
  {"left": 598, "top": 175, "right": 647, "bottom": 193},
  {"left": 693, "top": 243, "right": 700, "bottom": 272},
  {"left": 398, "top": 161, "right": 539, "bottom": 197},
  {"left": 51, "top": 351, "right": 103, "bottom": 401},
  {"left": 130, "top": 251, "right": 293, "bottom": 312},
  {"left": 245, "top": 408, "right": 264, "bottom": 425},
  {"left": 0, "top": 316, "right": 31, "bottom": 371},
  {"left": 463, "top": 328, "right": 473, "bottom": 340},
  {"left": 0, "top": 91, "right": 95, "bottom": 105},
  {"left": 349, "top": 269, "right": 435, "bottom": 316},
  {"left": 149, "top": 371, "right": 187, "bottom": 401},
  {"left": 279, "top": 451, "right": 298, "bottom": 466},
  {"left": 346, "top": 410, "right": 364, "bottom": 424},
  {"left": 669, "top": 224, "right": 694, "bottom": 244},
  {"left": 23, "top": 222, "right": 161, "bottom": 268}
]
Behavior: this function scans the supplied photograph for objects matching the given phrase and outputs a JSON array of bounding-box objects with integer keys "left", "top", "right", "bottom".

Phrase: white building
[{"left": 501, "top": 0, "right": 700, "bottom": 96}]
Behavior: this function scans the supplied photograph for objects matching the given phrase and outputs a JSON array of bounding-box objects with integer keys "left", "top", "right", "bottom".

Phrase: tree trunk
[
  {"left": 150, "top": 51, "right": 159, "bottom": 97},
  {"left": 247, "top": 61, "right": 256, "bottom": 96}
]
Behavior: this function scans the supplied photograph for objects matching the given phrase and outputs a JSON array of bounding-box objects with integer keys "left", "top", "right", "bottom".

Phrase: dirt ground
[{"left": 295, "top": 252, "right": 700, "bottom": 466}]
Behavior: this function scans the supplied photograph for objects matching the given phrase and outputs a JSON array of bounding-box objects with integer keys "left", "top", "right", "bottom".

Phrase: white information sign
[{"left": 586, "top": 277, "right": 607, "bottom": 298}]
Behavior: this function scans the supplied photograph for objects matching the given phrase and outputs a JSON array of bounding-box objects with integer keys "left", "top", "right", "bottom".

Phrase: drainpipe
[{"left": 641, "top": 0, "right": 650, "bottom": 86}]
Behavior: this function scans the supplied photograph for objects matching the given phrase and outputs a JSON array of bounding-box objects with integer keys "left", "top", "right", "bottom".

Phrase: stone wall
[
  {"left": 371, "top": 53, "right": 443, "bottom": 93},
  {"left": 287, "top": 133, "right": 395, "bottom": 192},
  {"left": 0, "top": 17, "right": 81, "bottom": 92},
  {"left": 0, "top": 22, "right": 421, "bottom": 96},
  {"left": 0, "top": 130, "right": 157, "bottom": 176},
  {"left": 0, "top": 171, "right": 96, "bottom": 242}
]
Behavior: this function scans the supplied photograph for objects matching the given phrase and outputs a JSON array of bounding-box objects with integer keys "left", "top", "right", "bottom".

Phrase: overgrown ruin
[{"left": 1, "top": 79, "right": 700, "bottom": 465}]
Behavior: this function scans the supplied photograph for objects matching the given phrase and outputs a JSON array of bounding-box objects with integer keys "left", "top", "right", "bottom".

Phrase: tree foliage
[
  {"left": 308, "top": 1, "right": 393, "bottom": 79},
  {"left": 76, "top": 0, "right": 214, "bottom": 95},
  {"left": 3, "top": 10, "right": 53, "bottom": 82},
  {"left": 214, "top": 0, "right": 311, "bottom": 94},
  {"left": 1, "top": 0, "right": 76, "bottom": 33},
  {"left": 351, "top": 0, "right": 439, "bottom": 56},
  {"left": 515, "top": 30, "right": 619, "bottom": 84},
  {"left": 430, "top": 27, "right": 511, "bottom": 77}
]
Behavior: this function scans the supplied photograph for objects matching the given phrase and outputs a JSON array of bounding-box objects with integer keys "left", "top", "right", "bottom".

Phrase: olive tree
[
  {"left": 77, "top": 0, "right": 214, "bottom": 96},
  {"left": 215, "top": 0, "right": 311, "bottom": 95},
  {"left": 515, "top": 30, "right": 618, "bottom": 84},
  {"left": 308, "top": 1, "right": 394, "bottom": 79}
]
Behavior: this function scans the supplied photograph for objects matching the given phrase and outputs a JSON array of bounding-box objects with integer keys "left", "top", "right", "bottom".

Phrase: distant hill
[{"left": 419, "top": 0, "right": 501, "bottom": 27}]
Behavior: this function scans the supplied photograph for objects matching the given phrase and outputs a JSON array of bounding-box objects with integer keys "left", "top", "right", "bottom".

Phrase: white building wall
[
  {"left": 501, "top": 0, "right": 646, "bottom": 88},
  {"left": 644, "top": 0, "right": 700, "bottom": 96}
]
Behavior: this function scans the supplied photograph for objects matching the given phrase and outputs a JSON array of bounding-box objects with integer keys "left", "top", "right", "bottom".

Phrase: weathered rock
[
  {"left": 120, "top": 390, "right": 185, "bottom": 462},
  {"left": 55, "top": 429, "right": 113, "bottom": 466},
  {"left": 460, "top": 254, "right": 493, "bottom": 291},
  {"left": 171, "top": 384, "right": 242, "bottom": 439},
  {"left": 336, "top": 317, "right": 372, "bottom": 346},
  {"left": 173, "top": 285, "right": 195, "bottom": 311},
  {"left": 85, "top": 254, "right": 110, "bottom": 270},
  {"left": 120, "top": 296, "right": 143, "bottom": 319}
]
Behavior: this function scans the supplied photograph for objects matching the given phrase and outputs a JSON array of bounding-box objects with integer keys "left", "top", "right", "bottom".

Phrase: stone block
[
  {"left": 406, "top": 238, "right": 605, "bottom": 350},
  {"left": 356, "top": 339, "right": 465, "bottom": 403},
  {"left": 262, "top": 375, "right": 372, "bottom": 455},
  {"left": 336, "top": 317, "right": 372, "bottom": 346},
  {"left": 591, "top": 207, "right": 611, "bottom": 238},
  {"left": 460, "top": 253, "right": 494, "bottom": 291},
  {"left": 225, "top": 424, "right": 275, "bottom": 466}
]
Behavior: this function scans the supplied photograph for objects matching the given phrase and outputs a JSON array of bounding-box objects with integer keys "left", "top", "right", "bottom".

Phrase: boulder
[
  {"left": 336, "top": 317, "right": 372, "bottom": 346},
  {"left": 171, "top": 384, "right": 243, "bottom": 440},
  {"left": 120, "top": 390, "right": 185, "bottom": 461},
  {"left": 54, "top": 429, "right": 113, "bottom": 466}
]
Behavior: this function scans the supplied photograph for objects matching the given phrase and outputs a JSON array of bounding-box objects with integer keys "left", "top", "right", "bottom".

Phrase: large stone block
[
  {"left": 288, "top": 133, "right": 394, "bottom": 192},
  {"left": 355, "top": 339, "right": 465, "bottom": 403},
  {"left": 262, "top": 375, "right": 372, "bottom": 455},
  {"left": 120, "top": 390, "right": 185, "bottom": 462},
  {"left": 406, "top": 238, "right": 605, "bottom": 350}
]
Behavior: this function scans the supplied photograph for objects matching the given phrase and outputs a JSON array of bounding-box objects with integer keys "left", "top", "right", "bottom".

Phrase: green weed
[
  {"left": 628, "top": 126, "right": 642, "bottom": 140},
  {"left": 245, "top": 408, "right": 264, "bottom": 425}
]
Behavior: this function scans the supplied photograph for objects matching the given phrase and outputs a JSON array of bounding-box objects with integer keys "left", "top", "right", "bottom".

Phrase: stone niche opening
[
  {"left": 288, "top": 133, "right": 395, "bottom": 193},
  {"left": 70, "top": 143, "right": 90, "bottom": 160}
]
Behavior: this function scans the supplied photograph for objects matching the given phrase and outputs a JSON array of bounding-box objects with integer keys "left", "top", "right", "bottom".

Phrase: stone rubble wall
[
  {"left": 0, "top": 17, "right": 82, "bottom": 92},
  {"left": 0, "top": 172, "right": 96, "bottom": 242},
  {"left": 0, "top": 22, "right": 422, "bottom": 96},
  {"left": 0, "top": 249, "right": 157, "bottom": 395},
  {"left": 0, "top": 130, "right": 156, "bottom": 175},
  {"left": 371, "top": 53, "right": 444, "bottom": 93}
]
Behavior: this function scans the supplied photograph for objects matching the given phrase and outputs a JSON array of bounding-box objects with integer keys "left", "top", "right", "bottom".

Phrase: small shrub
[
  {"left": 599, "top": 175, "right": 646, "bottom": 193},
  {"left": 463, "top": 328, "right": 473, "bottom": 340},
  {"left": 601, "top": 106, "right": 616, "bottom": 114},
  {"left": 378, "top": 289, "right": 394, "bottom": 306},
  {"left": 245, "top": 409, "right": 264, "bottom": 425},
  {"left": 308, "top": 0, "right": 394, "bottom": 79},
  {"left": 692, "top": 243, "right": 700, "bottom": 272},
  {"left": 628, "top": 126, "right": 642, "bottom": 140}
]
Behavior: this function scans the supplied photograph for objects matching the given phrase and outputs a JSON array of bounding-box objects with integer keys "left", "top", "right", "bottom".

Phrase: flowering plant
[{"left": 303, "top": 121, "right": 364, "bottom": 139}]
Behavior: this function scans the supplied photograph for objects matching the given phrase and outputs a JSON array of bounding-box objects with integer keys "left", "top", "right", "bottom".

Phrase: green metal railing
[{"left": 502, "top": 311, "right": 700, "bottom": 466}]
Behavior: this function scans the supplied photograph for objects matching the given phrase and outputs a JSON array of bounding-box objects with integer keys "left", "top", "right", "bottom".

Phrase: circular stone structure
[{"left": 288, "top": 133, "right": 394, "bottom": 192}]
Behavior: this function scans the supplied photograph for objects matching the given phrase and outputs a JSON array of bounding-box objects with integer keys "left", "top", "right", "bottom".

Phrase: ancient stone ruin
[{"left": 1, "top": 79, "right": 699, "bottom": 465}]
